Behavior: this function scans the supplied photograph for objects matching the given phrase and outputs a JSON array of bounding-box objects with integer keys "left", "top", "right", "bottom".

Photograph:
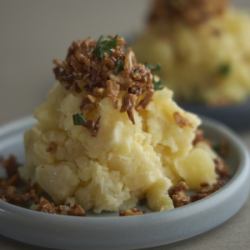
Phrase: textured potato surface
[
  {"left": 133, "top": 10, "right": 250, "bottom": 105},
  {"left": 20, "top": 84, "right": 217, "bottom": 213}
]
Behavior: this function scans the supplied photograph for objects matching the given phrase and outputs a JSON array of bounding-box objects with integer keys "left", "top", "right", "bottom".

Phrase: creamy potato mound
[
  {"left": 20, "top": 83, "right": 217, "bottom": 213},
  {"left": 133, "top": 9, "right": 250, "bottom": 105}
]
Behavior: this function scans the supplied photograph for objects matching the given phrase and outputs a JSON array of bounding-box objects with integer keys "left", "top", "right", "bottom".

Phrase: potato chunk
[{"left": 176, "top": 148, "right": 217, "bottom": 189}]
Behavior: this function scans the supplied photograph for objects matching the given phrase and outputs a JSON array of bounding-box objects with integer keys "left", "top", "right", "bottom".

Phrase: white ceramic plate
[{"left": 0, "top": 117, "right": 249, "bottom": 250}]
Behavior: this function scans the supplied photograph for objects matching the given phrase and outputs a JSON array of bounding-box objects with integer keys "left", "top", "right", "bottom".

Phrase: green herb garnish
[
  {"left": 217, "top": 63, "right": 231, "bottom": 76},
  {"left": 114, "top": 58, "right": 124, "bottom": 74},
  {"left": 94, "top": 35, "right": 117, "bottom": 59},
  {"left": 145, "top": 63, "right": 163, "bottom": 90},
  {"left": 73, "top": 113, "right": 86, "bottom": 126},
  {"left": 145, "top": 63, "right": 161, "bottom": 72},
  {"left": 153, "top": 75, "right": 164, "bottom": 90}
]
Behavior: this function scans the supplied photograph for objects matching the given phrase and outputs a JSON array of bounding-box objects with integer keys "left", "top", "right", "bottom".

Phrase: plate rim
[{"left": 0, "top": 116, "right": 249, "bottom": 224}]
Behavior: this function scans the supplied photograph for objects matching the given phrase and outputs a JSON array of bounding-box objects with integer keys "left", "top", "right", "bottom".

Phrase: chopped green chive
[
  {"left": 145, "top": 63, "right": 161, "bottom": 72},
  {"left": 114, "top": 58, "right": 124, "bottom": 74},
  {"left": 217, "top": 63, "right": 231, "bottom": 76},
  {"left": 94, "top": 35, "right": 118, "bottom": 60},
  {"left": 153, "top": 75, "right": 164, "bottom": 90},
  {"left": 73, "top": 113, "right": 86, "bottom": 126},
  {"left": 145, "top": 63, "right": 163, "bottom": 90}
]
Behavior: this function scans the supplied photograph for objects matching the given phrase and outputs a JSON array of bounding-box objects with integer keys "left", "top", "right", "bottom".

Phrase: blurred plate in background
[{"left": 180, "top": 99, "right": 250, "bottom": 132}]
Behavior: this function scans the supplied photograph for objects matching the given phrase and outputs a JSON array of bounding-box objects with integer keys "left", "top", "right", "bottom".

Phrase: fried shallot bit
[
  {"left": 37, "top": 197, "right": 57, "bottom": 214},
  {"left": 53, "top": 35, "right": 156, "bottom": 135},
  {"left": 124, "top": 49, "right": 136, "bottom": 73},
  {"left": 169, "top": 181, "right": 191, "bottom": 208},
  {"left": 80, "top": 96, "right": 96, "bottom": 113},
  {"left": 119, "top": 208, "right": 144, "bottom": 216},
  {"left": 193, "top": 129, "right": 205, "bottom": 145},
  {"left": 85, "top": 116, "right": 101, "bottom": 137},
  {"left": 37, "top": 198, "right": 86, "bottom": 216},
  {"left": 173, "top": 112, "right": 192, "bottom": 128},
  {"left": 148, "top": 0, "right": 229, "bottom": 26},
  {"left": 0, "top": 155, "right": 19, "bottom": 178},
  {"left": 214, "top": 158, "right": 230, "bottom": 179},
  {"left": 192, "top": 129, "right": 211, "bottom": 147},
  {"left": 106, "top": 80, "right": 120, "bottom": 105},
  {"left": 137, "top": 90, "right": 154, "bottom": 109},
  {"left": 93, "top": 87, "right": 105, "bottom": 97},
  {"left": 191, "top": 182, "right": 222, "bottom": 202},
  {"left": 67, "top": 204, "right": 86, "bottom": 216},
  {"left": 120, "top": 94, "right": 137, "bottom": 124},
  {"left": 3, "top": 185, "right": 32, "bottom": 206}
]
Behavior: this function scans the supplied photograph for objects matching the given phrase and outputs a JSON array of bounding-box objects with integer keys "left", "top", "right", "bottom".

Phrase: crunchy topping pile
[
  {"left": 0, "top": 156, "right": 85, "bottom": 216},
  {"left": 148, "top": 0, "right": 228, "bottom": 26},
  {"left": 36, "top": 197, "right": 85, "bottom": 216},
  {"left": 53, "top": 36, "right": 161, "bottom": 136}
]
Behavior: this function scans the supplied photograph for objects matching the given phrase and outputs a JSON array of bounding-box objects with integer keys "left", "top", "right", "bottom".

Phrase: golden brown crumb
[
  {"left": 148, "top": 0, "right": 228, "bottom": 26},
  {"left": 192, "top": 129, "right": 211, "bottom": 146},
  {"left": 0, "top": 155, "right": 86, "bottom": 216},
  {"left": 119, "top": 208, "right": 144, "bottom": 216},
  {"left": 191, "top": 182, "right": 219, "bottom": 202},
  {"left": 36, "top": 197, "right": 86, "bottom": 216},
  {"left": 193, "top": 129, "right": 205, "bottom": 145},
  {"left": 120, "top": 94, "right": 137, "bottom": 124},
  {"left": 169, "top": 181, "right": 191, "bottom": 207},
  {"left": 214, "top": 158, "right": 230, "bottom": 179},
  {"left": 67, "top": 204, "right": 86, "bottom": 216},
  {"left": 173, "top": 112, "right": 192, "bottom": 128},
  {"left": 80, "top": 96, "right": 97, "bottom": 113},
  {"left": 93, "top": 87, "right": 105, "bottom": 97},
  {"left": 137, "top": 90, "right": 154, "bottom": 109},
  {"left": 106, "top": 80, "right": 120, "bottom": 107},
  {"left": 85, "top": 116, "right": 101, "bottom": 137},
  {"left": 2, "top": 185, "right": 32, "bottom": 206},
  {"left": 1, "top": 155, "right": 19, "bottom": 178},
  {"left": 37, "top": 197, "right": 57, "bottom": 214}
]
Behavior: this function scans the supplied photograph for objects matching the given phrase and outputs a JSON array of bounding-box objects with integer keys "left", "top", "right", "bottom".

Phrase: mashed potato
[
  {"left": 133, "top": 9, "right": 250, "bottom": 105},
  {"left": 20, "top": 84, "right": 217, "bottom": 213},
  {"left": 20, "top": 36, "right": 218, "bottom": 213}
]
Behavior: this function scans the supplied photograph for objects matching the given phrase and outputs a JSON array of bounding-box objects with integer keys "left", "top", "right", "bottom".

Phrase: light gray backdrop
[{"left": 0, "top": 0, "right": 247, "bottom": 124}]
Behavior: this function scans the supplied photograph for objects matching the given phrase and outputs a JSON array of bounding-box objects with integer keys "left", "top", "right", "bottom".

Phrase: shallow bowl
[{"left": 0, "top": 117, "right": 249, "bottom": 250}]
